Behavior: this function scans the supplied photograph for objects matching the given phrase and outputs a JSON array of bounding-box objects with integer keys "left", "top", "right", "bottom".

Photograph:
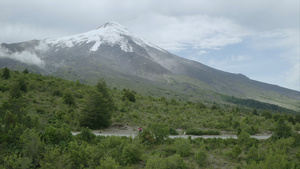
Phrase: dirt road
[{"left": 72, "top": 125, "right": 272, "bottom": 140}]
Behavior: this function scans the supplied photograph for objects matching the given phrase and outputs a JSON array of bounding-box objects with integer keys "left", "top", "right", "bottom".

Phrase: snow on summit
[{"left": 45, "top": 21, "right": 164, "bottom": 52}]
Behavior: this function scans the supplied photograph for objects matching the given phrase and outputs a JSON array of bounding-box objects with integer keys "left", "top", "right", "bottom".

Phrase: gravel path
[{"left": 72, "top": 125, "right": 272, "bottom": 140}]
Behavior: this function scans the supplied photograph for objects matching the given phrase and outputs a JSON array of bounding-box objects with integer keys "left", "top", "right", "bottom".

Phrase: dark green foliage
[
  {"left": 23, "top": 69, "right": 29, "bottom": 74},
  {"left": 75, "top": 127, "right": 96, "bottom": 143},
  {"left": 173, "top": 138, "right": 192, "bottom": 157},
  {"left": 295, "top": 114, "right": 300, "bottom": 123},
  {"left": 145, "top": 154, "right": 186, "bottom": 169},
  {"left": 227, "top": 145, "right": 242, "bottom": 160},
  {"left": 196, "top": 101, "right": 206, "bottom": 109},
  {"left": 194, "top": 148, "right": 208, "bottom": 167},
  {"left": 149, "top": 123, "right": 169, "bottom": 143},
  {"left": 145, "top": 155, "right": 166, "bottom": 169},
  {"left": 9, "top": 76, "right": 28, "bottom": 99},
  {"left": 81, "top": 81, "right": 114, "bottom": 129},
  {"left": 245, "top": 153, "right": 291, "bottom": 169},
  {"left": 169, "top": 128, "right": 179, "bottom": 135},
  {"left": 2, "top": 154, "right": 32, "bottom": 169},
  {"left": 224, "top": 96, "right": 298, "bottom": 114},
  {"left": 286, "top": 114, "right": 295, "bottom": 125},
  {"left": 121, "top": 143, "right": 141, "bottom": 165},
  {"left": 237, "top": 130, "right": 250, "bottom": 145},
  {"left": 40, "top": 147, "right": 72, "bottom": 169},
  {"left": 272, "top": 113, "right": 282, "bottom": 122},
  {"left": 262, "top": 111, "right": 272, "bottom": 119},
  {"left": 98, "top": 156, "right": 122, "bottom": 169},
  {"left": 211, "top": 103, "right": 219, "bottom": 110},
  {"left": 271, "top": 118, "right": 292, "bottom": 140},
  {"left": 17, "top": 76, "right": 28, "bottom": 92},
  {"left": 122, "top": 89, "right": 136, "bottom": 102},
  {"left": 0, "top": 68, "right": 299, "bottom": 169},
  {"left": 165, "top": 154, "right": 186, "bottom": 169},
  {"left": 63, "top": 90, "right": 75, "bottom": 106},
  {"left": 10, "top": 82, "right": 22, "bottom": 99},
  {"left": 41, "top": 124, "right": 73, "bottom": 146},
  {"left": 52, "top": 87, "right": 62, "bottom": 96},
  {"left": 138, "top": 129, "right": 155, "bottom": 145},
  {"left": 247, "top": 145, "right": 264, "bottom": 163},
  {"left": 0, "top": 84, "right": 9, "bottom": 92},
  {"left": 186, "top": 128, "right": 220, "bottom": 135},
  {"left": 20, "top": 129, "right": 44, "bottom": 168},
  {"left": 2, "top": 67, "right": 10, "bottom": 79},
  {"left": 252, "top": 108, "right": 258, "bottom": 115},
  {"left": 96, "top": 79, "right": 110, "bottom": 98}
]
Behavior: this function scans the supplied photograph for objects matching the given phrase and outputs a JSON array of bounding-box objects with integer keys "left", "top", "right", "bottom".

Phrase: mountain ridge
[{"left": 0, "top": 22, "right": 299, "bottom": 110}]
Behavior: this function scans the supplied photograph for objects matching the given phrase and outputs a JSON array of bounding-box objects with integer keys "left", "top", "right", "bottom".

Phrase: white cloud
[
  {"left": 0, "top": 46, "right": 45, "bottom": 68},
  {"left": 197, "top": 50, "right": 209, "bottom": 55},
  {"left": 127, "top": 14, "right": 250, "bottom": 53}
]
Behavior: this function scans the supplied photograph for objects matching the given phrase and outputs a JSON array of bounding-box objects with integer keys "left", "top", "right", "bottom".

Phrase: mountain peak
[
  {"left": 97, "top": 21, "right": 127, "bottom": 30},
  {"left": 94, "top": 21, "right": 131, "bottom": 35},
  {"left": 45, "top": 21, "right": 165, "bottom": 53}
]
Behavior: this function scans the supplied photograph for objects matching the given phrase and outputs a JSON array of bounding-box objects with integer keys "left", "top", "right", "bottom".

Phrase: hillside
[
  {"left": 1, "top": 68, "right": 300, "bottom": 168},
  {"left": 1, "top": 22, "right": 299, "bottom": 111}
]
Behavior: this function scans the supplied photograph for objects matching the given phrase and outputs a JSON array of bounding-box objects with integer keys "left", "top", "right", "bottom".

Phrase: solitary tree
[
  {"left": 272, "top": 117, "right": 292, "bottom": 140},
  {"left": 2, "top": 67, "right": 10, "bottom": 79},
  {"left": 122, "top": 89, "right": 136, "bottom": 102},
  {"left": 81, "top": 80, "right": 114, "bottom": 129},
  {"left": 23, "top": 69, "right": 29, "bottom": 74}
]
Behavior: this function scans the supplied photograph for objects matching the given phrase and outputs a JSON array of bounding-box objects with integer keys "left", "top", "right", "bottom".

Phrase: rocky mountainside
[{"left": 0, "top": 22, "right": 299, "bottom": 110}]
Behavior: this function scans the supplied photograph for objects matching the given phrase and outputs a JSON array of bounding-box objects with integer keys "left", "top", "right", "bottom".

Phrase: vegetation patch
[
  {"left": 0, "top": 68, "right": 300, "bottom": 168},
  {"left": 186, "top": 128, "right": 221, "bottom": 135}
]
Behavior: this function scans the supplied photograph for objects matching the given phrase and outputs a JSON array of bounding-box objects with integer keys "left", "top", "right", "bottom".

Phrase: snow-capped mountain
[
  {"left": 0, "top": 22, "right": 299, "bottom": 110},
  {"left": 45, "top": 21, "right": 165, "bottom": 53}
]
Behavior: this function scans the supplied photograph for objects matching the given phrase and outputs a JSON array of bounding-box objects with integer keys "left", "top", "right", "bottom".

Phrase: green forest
[{"left": 1, "top": 67, "right": 300, "bottom": 168}]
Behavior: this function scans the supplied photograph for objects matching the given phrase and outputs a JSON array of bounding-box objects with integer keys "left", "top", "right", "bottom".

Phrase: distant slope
[{"left": 0, "top": 22, "right": 299, "bottom": 111}]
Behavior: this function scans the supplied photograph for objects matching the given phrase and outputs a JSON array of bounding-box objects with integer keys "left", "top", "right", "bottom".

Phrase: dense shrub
[
  {"left": 2, "top": 67, "right": 10, "bottom": 79},
  {"left": 145, "top": 154, "right": 186, "bottom": 169},
  {"left": 169, "top": 128, "right": 179, "bottom": 135},
  {"left": 194, "top": 148, "right": 208, "bottom": 167},
  {"left": 173, "top": 138, "right": 192, "bottom": 157},
  {"left": 75, "top": 127, "right": 96, "bottom": 143},
  {"left": 150, "top": 123, "right": 169, "bottom": 143},
  {"left": 186, "top": 128, "right": 220, "bottom": 135}
]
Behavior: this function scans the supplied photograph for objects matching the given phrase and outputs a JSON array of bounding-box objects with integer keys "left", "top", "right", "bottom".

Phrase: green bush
[
  {"left": 194, "top": 148, "right": 208, "bottom": 167},
  {"left": 121, "top": 143, "right": 141, "bottom": 165},
  {"left": 138, "top": 129, "right": 155, "bottom": 145},
  {"left": 186, "top": 128, "right": 220, "bottom": 135},
  {"left": 145, "top": 155, "right": 166, "bottom": 169},
  {"left": 40, "top": 147, "right": 72, "bottom": 169},
  {"left": 226, "top": 145, "right": 242, "bottom": 160},
  {"left": 41, "top": 124, "right": 73, "bottom": 146},
  {"left": 97, "top": 156, "right": 122, "bottom": 169},
  {"left": 122, "top": 89, "right": 136, "bottom": 102},
  {"left": 2, "top": 67, "right": 10, "bottom": 79},
  {"left": 75, "top": 127, "right": 96, "bottom": 143},
  {"left": 173, "top": 138, "right": 192, "bottom": 157},
  {"left": 150, "top": 123, "right": 169, "bottom": 143},
  {"left": 145, "top": 154, "right": 186, "bottom": 169},
  {"left": 0, "top": 84, "right": 9, "bottom": 92},
  {"left": 169, "top": 128, "right": 179, "bottom": 135},
  {"left": 165, "top": 154, "right": 186, "bottom": 169},
  {"left": 63, "top": 90, "right": 75, "bottom": 106}
]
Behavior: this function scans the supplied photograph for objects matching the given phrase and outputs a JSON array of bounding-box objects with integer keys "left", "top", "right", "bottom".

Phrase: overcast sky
[{"left": 1, "top": 0, "right": 299, "bottom": 91}]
